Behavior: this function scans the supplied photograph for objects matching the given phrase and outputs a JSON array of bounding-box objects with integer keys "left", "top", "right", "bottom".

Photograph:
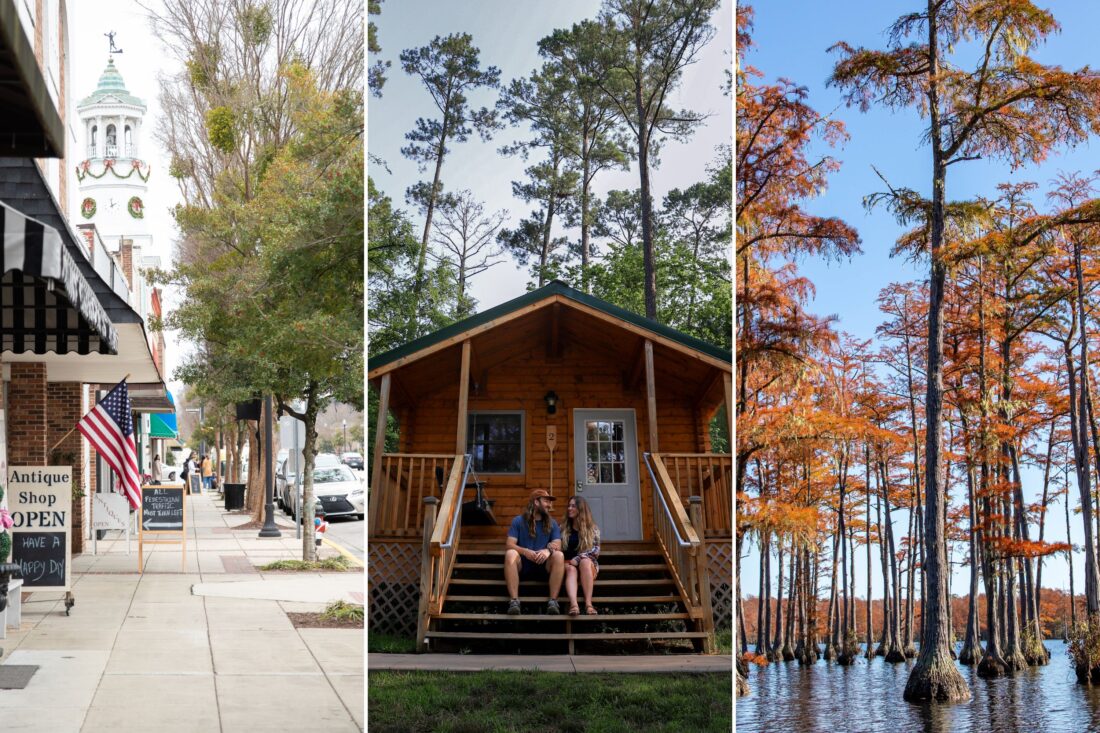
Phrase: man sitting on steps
[{"left": 504, "top": 489, "right": 564, "bottom": 616}]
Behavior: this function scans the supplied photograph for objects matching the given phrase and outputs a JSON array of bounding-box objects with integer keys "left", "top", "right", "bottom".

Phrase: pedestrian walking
[{"left": 201, "top": 454, "right": 213, "bottom": 491}]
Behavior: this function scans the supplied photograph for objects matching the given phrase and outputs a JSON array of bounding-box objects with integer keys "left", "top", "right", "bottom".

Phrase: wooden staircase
[{"left": 423, "top": 540, "right": 711, "bottom": 654}]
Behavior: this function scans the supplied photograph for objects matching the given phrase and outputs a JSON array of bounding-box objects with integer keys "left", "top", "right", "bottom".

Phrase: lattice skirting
[
  {"left": 707, "top": 540, "right": 732, "bottom": 630},
  {"left": 368, "top": 540, "right": 421, "bottom": 638}
]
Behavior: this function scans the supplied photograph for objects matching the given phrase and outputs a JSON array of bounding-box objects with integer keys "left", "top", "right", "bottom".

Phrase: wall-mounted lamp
[{"left": 544, "top": 390, "right": 559, "bottom": 415}]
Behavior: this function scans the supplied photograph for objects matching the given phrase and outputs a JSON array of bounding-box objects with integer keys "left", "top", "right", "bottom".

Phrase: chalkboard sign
[
  {"left": 138, "top": 485, "right": 187, "bottom": 572},
  {"left": 13, "top": 531, "right": 67, "bottom": 588},
  {"left": 188, "top": 474, "right": 202, "bottom": 495},
  {"left": 141, "top": 487, "right": 184, "bottom": 532}
]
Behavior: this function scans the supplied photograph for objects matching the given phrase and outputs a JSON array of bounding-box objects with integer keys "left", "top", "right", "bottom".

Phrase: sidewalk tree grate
[{"left": 0, "top": 665, "right": 39, "bottom": 689}]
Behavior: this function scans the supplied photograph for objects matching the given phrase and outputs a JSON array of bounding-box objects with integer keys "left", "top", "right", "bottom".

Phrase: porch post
[
  {"left": 723, "top": 371, "right": 733, "bottom": 445},
  {"left": 455, "top": 340, "right": 471, "bottom": 454},
  {"left": 369, "top": 373, "right": 391, "bottom": 528},
  {"left": 416, "top": 496, "right": 439, "bottom": 651},
  {"left": 690, "top": 496, "right": 716, "bottom": 653},
  {"left": 644, "top": 340, "right": 659, "bottom": 452}
]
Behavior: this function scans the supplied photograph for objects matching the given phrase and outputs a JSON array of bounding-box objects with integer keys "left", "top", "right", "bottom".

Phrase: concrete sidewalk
[
  {"left": 0, "top": 490, "right": 364, "bottom": 732},
  {"left": 369, "top": 653, "right": 734, "bottom": 674}
]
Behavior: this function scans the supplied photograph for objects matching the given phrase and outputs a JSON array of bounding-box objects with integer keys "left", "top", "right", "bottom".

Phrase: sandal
[
  {"left": 585, "top": 605, "right": 598, "bottom": 615},
  {"left": 568, "top": 603, "right": 580, "bottom": 617}
]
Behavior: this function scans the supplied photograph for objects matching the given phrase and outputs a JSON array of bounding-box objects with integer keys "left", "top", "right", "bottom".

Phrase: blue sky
[
  {"left": 367, "top": 0, "right": 732, "bottom": 308},
  {"left": 742, "top": 0, "right": 1100, "bottom": 602}
]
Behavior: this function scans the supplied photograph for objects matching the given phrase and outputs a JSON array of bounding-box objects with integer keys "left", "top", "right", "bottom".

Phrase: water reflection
[{"left": 737, "top": 642, "right": 1100, "bottom": 732}]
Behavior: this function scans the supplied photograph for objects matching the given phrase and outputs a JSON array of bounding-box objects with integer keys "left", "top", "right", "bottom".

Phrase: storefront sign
[
  {"left": 92, "top": 492, "right": 129, "bottom": 531},
  {"left": 7, "top": 466, "right": 72, "bottom": 592}
]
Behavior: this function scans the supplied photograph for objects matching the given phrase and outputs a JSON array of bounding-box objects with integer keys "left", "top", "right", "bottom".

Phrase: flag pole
[{"left": 49, "top": 374, "right": 131, "bottom": 454}]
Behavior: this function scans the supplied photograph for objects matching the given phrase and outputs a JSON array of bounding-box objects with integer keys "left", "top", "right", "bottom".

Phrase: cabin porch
[{"left": 366, "top": 282, "right": 732, "bottom": 652}]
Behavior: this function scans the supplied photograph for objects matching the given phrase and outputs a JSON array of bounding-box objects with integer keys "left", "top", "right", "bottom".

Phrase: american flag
[{"left": 77, "top": 379, "right": 141, "bottom": 509}]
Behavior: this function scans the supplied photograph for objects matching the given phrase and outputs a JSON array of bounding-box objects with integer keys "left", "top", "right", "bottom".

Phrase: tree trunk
[
  {"left": 247, "top": 416, "right": 266, "bottom": 521},
  {"left": 413, "top": 130, "right": 449, "bottom": 326},
  {"left": 632, "top": 51, "right": 657, "bottom": 320},
  {"left": 1071, "top": 236, "right": 1100, "bottom": 621},
  {"left": 782, "top": 548, "right": 797, "bottom": 660},
  {"left": 903, "top": 490, "right": 918, "bottom": 658},
  {"left": 824, "top": 529, "right": 840, "bottom": 661},
  {"left": 866, "top": 447, "right": 875, "bottom": 658},
  {"left": 1068, "top": 479, "right": 1078, "bottom": 632},
  {"left": 837, "top": 449, "right": 856, "bottom": 665},
  {"left": 299, "top": 381, "right": 321, "bottom": 562},
  {"left": 875, "top": 463, "right": 890, "bottom": 656},
  {"left": 537, "top": 155, "right": 562, "bottom": 287},
  {"left": 880, "top": 457, "right": 905, "bottom": 662},
  {"left": 903, "top": 6, "right": 970, "bottom": 699},
  {"left": 234, "top": 420, "right": 245, "bottom": 483},
  {"left": 1035, "top": 419, "right": 1058, "bottom": 652},
  {"left": 772, "top": 538, "right": 786, "bottom": 659},
  {"left": 580, "top": 134, "right": 592, "bottom": 293},
  {"left": 959, "top": 461, "right": 981, "bottom": 665}
]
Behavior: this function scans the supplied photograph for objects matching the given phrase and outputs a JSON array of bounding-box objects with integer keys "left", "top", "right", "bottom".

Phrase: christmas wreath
[
  {"left": 81, "top": 197, "right": 96, "bottom": 219},
  {"left": 128, "top": 196, "right": 144, "bottom": 219}
]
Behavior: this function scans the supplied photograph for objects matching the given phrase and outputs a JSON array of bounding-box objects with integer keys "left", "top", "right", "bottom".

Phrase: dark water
[{"left": 736, "top": 641, "right": 1100, "bottom": 732}]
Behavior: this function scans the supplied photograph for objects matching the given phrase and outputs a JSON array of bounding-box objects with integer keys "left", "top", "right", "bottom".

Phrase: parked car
[
  {"left": 275, "top": 457, "right": 294, "bottom": 510},
  {"left": 349, "top": 483, "right": 364, "bottom": 517},
  {"left": 284, "top": 458, "right": 361, "bottom": 520},
  {"left": 341, "top": 451, "right": 364, "bottom": 470},
  {"left": 277, "top": 452, "right": 340, "bottom": 509}
]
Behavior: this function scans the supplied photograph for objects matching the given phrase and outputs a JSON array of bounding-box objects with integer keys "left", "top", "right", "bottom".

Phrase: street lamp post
[
  {"left": 259, "top": 394, "right": 282, "bottom": 538},
  {"left": 342, "top": 419, "right": 347, "bottom": 455}
]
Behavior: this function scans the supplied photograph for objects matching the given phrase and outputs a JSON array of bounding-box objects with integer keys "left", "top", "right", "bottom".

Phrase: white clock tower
[{"left": 74, "top": 56, "right": 151, "bottom": 248}]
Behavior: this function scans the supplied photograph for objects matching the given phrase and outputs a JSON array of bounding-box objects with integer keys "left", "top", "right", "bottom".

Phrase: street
[{"left": 324, "top": 516, "right": 364, "bottom": 560}]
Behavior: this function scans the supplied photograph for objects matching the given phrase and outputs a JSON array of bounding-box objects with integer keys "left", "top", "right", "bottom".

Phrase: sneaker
[
  {"left": 546, "top": 599, "right": 561, "bottom": 615},
  {"left": 507, "top": 598, "right": 521, "bottom": 615}
]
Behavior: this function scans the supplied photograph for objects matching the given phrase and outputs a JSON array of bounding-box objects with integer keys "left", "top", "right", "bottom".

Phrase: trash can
[{"left": 223, "top": 483, "right": 246, "bottom": 511}]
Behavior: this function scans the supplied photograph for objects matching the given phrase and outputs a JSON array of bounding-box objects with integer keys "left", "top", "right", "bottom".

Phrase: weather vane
[{"left": 105, "top": 31, "right": 123, "bottom": 57}]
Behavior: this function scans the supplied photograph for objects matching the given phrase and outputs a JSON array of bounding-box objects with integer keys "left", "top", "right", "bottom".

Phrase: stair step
[
  {"left": 433, "top": 613, "right": 691, "bottom": 621},
  {"left": 448, "top": 578, "right": 674, "bottom": 587},
  {"left": 453, "top": 563, "right": 668, "bottom": 572},
  {"left": 426, "top": 631, "right": 709, "bottom": 641},
  {"left": 461, "top": 548, "right": 661, "bottom": 557},
  {"left": 444, "top": 595, "right": 683, "bottom": 604}
]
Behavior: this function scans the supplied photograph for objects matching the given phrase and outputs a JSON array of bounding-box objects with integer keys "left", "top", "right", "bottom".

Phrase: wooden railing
[
  {"left": 644, "top": 453, "right": 715, "bottom": 652},
  {"left": 369, "top": 454, "right": 458, "bottom": 537},
  {"left": 416, "top": 455, "right": 470, "bottom": 649},
  {"left": 658, "top": 453, "right": 732, "bottom": 537}
]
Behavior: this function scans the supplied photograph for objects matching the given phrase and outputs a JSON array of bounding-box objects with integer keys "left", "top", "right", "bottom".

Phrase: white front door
[{"left": 572, "top": 409, "right": 642, "bottom": 541}]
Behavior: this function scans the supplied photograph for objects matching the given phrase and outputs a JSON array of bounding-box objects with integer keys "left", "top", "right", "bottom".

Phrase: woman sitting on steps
[{"left": 562, "top": 496, "right": 601, "bottom": 616}]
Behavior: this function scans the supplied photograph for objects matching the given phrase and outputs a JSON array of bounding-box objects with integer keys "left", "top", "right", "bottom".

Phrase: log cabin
[{"left": 367, "top": 281, "right": 732, "bottom": 653}]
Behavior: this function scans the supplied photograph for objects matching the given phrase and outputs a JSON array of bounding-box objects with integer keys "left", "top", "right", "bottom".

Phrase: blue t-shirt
[{"left": 508, "top": 514, "right": 561, "bottom": 551}]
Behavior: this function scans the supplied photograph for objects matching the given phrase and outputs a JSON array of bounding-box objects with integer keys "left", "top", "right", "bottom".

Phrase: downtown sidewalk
[{"left": 0, "top": 490, "right": 364, "bottom": 732}]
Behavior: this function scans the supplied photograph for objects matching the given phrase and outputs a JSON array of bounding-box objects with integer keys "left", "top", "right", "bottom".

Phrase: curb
[{"left": 323, "top": 536, "right": 364, "bottom": 568}]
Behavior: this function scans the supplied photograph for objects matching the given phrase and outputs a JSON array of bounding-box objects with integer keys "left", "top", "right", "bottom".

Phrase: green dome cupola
[{"left": 77, "top": 58, "right": 146, "bottom": 111}]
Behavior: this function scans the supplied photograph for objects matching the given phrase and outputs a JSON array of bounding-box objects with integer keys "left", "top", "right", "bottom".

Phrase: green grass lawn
[
  {"left": 368, "top": 633, "right": 419, "bottom": 653},
  {"left": 367, "top": 670, "right": 732, "bottom": 733}
]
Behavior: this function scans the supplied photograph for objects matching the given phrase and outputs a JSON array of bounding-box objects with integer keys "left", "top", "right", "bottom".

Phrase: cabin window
[
  {"left": 585, "top": 420, "right": 627, "bottom": 484},
  {"left": 466, "top": 411, "right": 524, "bottom": 474}
]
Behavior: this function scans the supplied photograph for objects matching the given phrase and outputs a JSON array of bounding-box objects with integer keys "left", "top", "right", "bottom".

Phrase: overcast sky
[
  {"left": 367, "top": 0, "right": 733, "bottom": 311},
  {"left": 70, "top": 0, "right": 187, "bottom": 399}
]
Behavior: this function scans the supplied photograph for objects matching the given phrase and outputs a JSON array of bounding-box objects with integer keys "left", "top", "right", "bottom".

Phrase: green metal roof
[
  {"left": 368, "top": 280, "right": 731, "bottom": 373},
  {"left": 77, "top": 58, "right": 146, "bottom": 110}
]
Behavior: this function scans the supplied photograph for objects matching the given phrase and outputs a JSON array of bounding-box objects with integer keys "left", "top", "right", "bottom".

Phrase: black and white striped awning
[{"left": 1, "top": 201, "right": 117, "bottom": 355}]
